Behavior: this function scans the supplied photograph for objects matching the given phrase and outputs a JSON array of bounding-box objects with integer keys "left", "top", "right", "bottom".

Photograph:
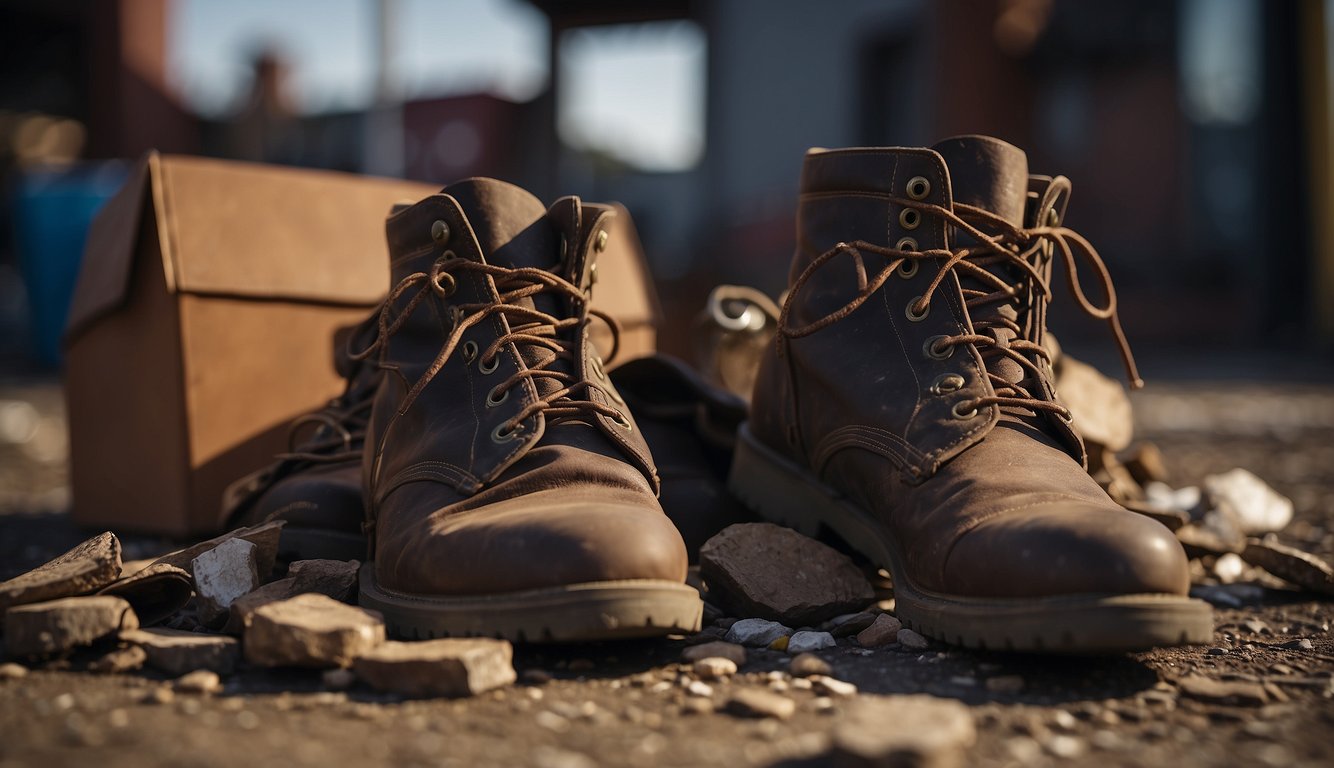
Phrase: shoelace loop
[
  {"left": 777, "top": 176, "right": 1141, "bottom": 419},
  {"left": 351, "top": 257, "right": 627, "bottom": 438}
]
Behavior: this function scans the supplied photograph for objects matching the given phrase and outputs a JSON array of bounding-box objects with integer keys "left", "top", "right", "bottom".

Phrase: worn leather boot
[
  {"left": 355, "top": 178, "right": 700, "bottom": 641},
  {"left": 222, "top": 317, "right": 377, "bottom": 562},
  {"left": 731, "top": 136, "right": 1211, "bottom": 653}
]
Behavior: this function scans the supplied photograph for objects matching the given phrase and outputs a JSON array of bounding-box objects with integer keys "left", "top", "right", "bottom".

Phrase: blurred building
[{"left": 1, "top": 0, "right": 1332, "bottom": 366}]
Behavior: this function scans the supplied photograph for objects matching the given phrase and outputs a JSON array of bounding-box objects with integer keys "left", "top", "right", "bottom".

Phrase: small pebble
[
  {"left": 521, "top": 668, "right": 553, "bottom": 685},
  {"left": 726, "top": 688, "right": 796, "bottom": 720},
  {"left": 685, "top": 680, "right": 714, "bottom": 698},
  {"left": 1280, "top": 639, "right": 1314, "bottom": 651},
  {"left": 174, "top": 670, "right": 222, "bottom": 695},
  {"left": 724, "top": 619, "right": 792, "bottom": 648},
  {"left": 811, "top": 675, "right": 857, "bottom": 697},
  {"left": 0, "top": 663, "right": 30, "bottom": 680},
  {"left": 788, "top": 653, "right": 831, "bottom": 677},
  {"left": 855, "top": 614, "right": 903, "bottom": 647},
  {"left": 681, "top": 642, "right": 747, "bottom": 666},
  {"left": 786, "top": 630, "right": 836, "bottom": 654},
  {"left": 322, "top": 668, "right": 356, "bottom": 690},
  {"left": 140, "top": 687, "right": 175, "bottom": 705},
  {"left": 693, "top": 657, "right": 737, "bottom": 680},
  {"left": 896, "top": 628, "right": 929, "bottom": 650}
]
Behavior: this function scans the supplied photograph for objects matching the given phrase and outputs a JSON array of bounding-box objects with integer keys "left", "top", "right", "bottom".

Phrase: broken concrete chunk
[
  {"left": 4, "top": 595, "right": 139, "bottom": 658},
  {"left": 855, "top": 614, "right": 904, "bottom": 647},
  {"left": 700, "top": 523, "right": 875, "bottom": 626},
  {"left": 97, "top": 562, "right": 193, "bottom": 627},
  {"left": 223, "top": 578, "right": 298, "bottom": 635},
  {"left": 830, "top": 694, "right": 976, "bottom": 768},
  {"left": 353, "top": 638, "right": 514, "bottom": 698},
  {"left": 192, "top": 538, "right": 260, "bottom": 627},
  {"left": 0, "top": 531, "right": 122, "bottom": 617},
  {"left": 1054, "top": 355, "right": 1134, "bottom": 451},
  {"left": 1241, "top": 539, "right": 1334, "bottom": 597},
  {"left": 244, "top": 593, "right": 384, "bottom": 668},
  {"left": 288, "top": 559, "right": 360, "bottom": 604},
  {"left": 151, "top": 520, "right": 283, "bottom": 581},
  {"left": 121, "top": 628, "right": 239, "bottom": 675},
  {"left": 1203, "top": 468, "right": 1294, "bottom": 535}
]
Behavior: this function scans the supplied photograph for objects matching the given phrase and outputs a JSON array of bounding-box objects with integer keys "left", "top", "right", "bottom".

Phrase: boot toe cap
[{"left": 942, "top": 501, "right": 1191, "bottom": 599}]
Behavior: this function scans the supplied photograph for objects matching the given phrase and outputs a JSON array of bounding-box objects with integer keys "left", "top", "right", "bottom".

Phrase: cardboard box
[{"left": 63, "top": 153, "right": 660, "bottom": 537}]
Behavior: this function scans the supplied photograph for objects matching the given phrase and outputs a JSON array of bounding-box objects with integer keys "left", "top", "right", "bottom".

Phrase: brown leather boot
[
  {"left": 355, "top": 178, "right": 700, "bottom": 641},
  {"left": 222, "top": 317, "right": 377, "bottom": 562},
  {"left": 731, "top": 136, "right": 1211, "bottom": 653}
]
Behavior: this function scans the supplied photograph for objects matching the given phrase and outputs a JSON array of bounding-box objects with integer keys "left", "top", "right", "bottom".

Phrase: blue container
[{"left": 12, "top": 162, "right": 130, "bottom": 366}]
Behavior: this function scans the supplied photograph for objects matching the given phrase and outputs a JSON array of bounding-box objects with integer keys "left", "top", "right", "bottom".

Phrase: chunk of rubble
[
  {"left": 1240, "top": 539, "right": 1334, "bottom": 597},
  {"left": 724, "top": 618, "right": 792, "bottom": 647},
  {"left": 896, "top": 628, "right": 930, "bottom": 650},
  {"left": 192, "top": 538, "right": 260, "bottom": 627},
  {"left": 288, "top": 559, "right": 360, "bottom": 604},
  {"left": 700, "top": 523, "right": 875, "bottom": 626},
  {"left": 1176, "top": 675, "right": 1268, "bottom": 707},
  {"left": 4, "top": 595, "right": 139, "bottom": 658},
  {"left": 1202, "top": 468, "right": 1294, "bottom": 535},
  {"left": 855, "top": 614, "right": 904, "bottom": 647},
  {"left": 223, "top": 578, "right": 298, "bottom": 635},
  {"left": 828, "top": 695, "right": 976, "bottom": 768},
  {"left": 174, "top": 670, "right": 222, "bottom": 695},
  {"left": 88, "top": 644, "right": 147, "bottom": 674},
  {"left": 151, "top": 520, "right": 283, "bottom": 581},
  {"left": 97, "top": 562, "right": 193, "bottom": 626},
  {"left": 0, "top": 531, "right": 122, "bottom": 619},
  {"left": 353, "top": 638, "right": 514, "bottom": 697},
  {"left": 692, "top": 657, "right": 737, "bottom": 680},
  {"left": 244, "top": 593, "right": 384, "bottom": 668},
  {"left": 1054, "top": 355, "right": 1134, "bottom": 451},
  {"left": 787, "top": 630, "right": 836, "bottom": 654},
  {"left": 121, "top": 628, "right": 240, "bottom": 675},
  {"left": 725, "top": 688, "right": 796, "bottom": 720},
  {"left": 788, "top": 653, "right": 831, "bottom": 677}
]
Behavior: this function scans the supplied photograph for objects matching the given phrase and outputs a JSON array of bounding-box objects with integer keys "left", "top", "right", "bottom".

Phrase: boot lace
[
  {"left": 351, "top": 255, "right": 628, "bottom": 439},
  {"left": 275, "top": 396, "right": 372, "bottom": 464},
  {"left": 778, "top": 176, "right": 1141, "bottom": 420}
]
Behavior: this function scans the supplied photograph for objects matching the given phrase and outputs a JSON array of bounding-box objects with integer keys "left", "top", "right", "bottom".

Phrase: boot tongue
[
  {"left": 931, "top": 135, "right": 1029, "bottom": 227},
  {"left": 442, "top": 178, "right": 559, "bottom": 270},
  {"left": 932, "top": 136, "right": 1032, "bottom": 390}
]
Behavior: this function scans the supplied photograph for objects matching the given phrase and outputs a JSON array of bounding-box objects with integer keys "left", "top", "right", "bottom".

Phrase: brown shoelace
[
  {"left": 275, "top": 396, "right": 372, "bottom": 464},
  {"left": 778, "top": 176, "right": 1141, "bottom": 420},
  {"left": 351, "top": 255, "right": 628, "bottom": 440}
]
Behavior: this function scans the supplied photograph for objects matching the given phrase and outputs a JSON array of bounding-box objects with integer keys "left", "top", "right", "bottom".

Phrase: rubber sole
[
  {"left": 728, "top": 424, "right": 1214, "bottom": 654},
  {"left": 358, "top": 563, "right": 703, "bottom": 643}
]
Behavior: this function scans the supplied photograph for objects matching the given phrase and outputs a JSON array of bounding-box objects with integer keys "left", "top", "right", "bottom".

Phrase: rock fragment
[
  {"left": 151, "top": 521, "right": 283, "bottom": 581},
  {"left": 725, "top": 688, "right": 796, "bottom": 720},
  {"left": 0, "top": 532, "right": 122, "bottom": 617},
  {"left": 1240, "top": 539, "right": 1334, "bottom": 597},
  {"left": 353, "top": 638, "right": 514, "bottom": 697},
  {"left": 121, "top": 628, "right": 239, "bottom": 675},
  {"left": 896, "top": 628, "right": 930, "bottom": 650},
  {"left": 700, "top": 523, "right": 875, "bottom": 626},
  {"left": 692, "top": 657, "right": 737, "bottom": 679},
  {"left": 787, "top": 630, "right": 836, "bottom": 654},
  {"left": 223, "top": 578, "right": 298, "bottom": 634},
  {"left": 812, "top": 675, "right": 857, "bottom": 697},
  {"left": 681, "top": 641, "right": 747, "bottom": 666},
  {"left": 1176, "top": 675, "right": 1268, "bottom": 707},
  {"left": 724, "top": 618, "right": 792, "bottom": 647},
  {"left": 245, "top": 593, "right": 384, "bottom": 668},
  {"left": 192, "top": 538, "right": 260, "bottom": 627},
  {"left": 824, "top": 612, "right": 880, "bottom": 637},
  {"left": 174, "top": 670, "right": 222, "bottom": 694},
  {"left": 88, "top": 644, "right": 147, "bottom": 674},
  {"left": 0, "top": 663, "right": 28, "bottom": 680},
  {"left": 4, "top": 595, "right": 138, "bottom": 658},
  {"left": 1122, "top": 442, "right": 1170, "bottom": 486},
  {"left": 829, "top": 695, "right": 976, "bottom": 768},
  {"left": 789, "top": 653, "right": 831, "bottom": 677},
  {"left": 1054, "top": 356, "right": 1134, "bottom": 451},
  {"left": 856, "top": 614, "right": 904, "bottom": 647},
  {"left": 287, "top": 559, "right": 360, "bottom": 604},
  {"left": 1202, "top": 468, "right": 1293, "bottom": 534},
  {"left": 97, "top": 562, "right": 193, "bottom": 626}
]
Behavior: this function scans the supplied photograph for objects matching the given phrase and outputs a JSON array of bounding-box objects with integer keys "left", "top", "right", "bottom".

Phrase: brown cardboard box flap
[{"left": 66, "top": 152, "right": 439, "bottom": 343}]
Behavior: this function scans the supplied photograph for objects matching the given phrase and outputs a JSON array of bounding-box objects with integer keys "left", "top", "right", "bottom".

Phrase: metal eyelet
[
  {"left": 462, "top": 340, "right": 479, "bottom": 362},
  {"left": 486, "top": 385, "right": 508, "bottom": 407},
  {"left": 431, "top": 220, "right": 450, "bottom": 243},
  {"left": 595, "top": 230, "right": 609, "bottom": 252},
  {"left": 923, "top": 335, "right": 954, "bottom": 360},
  {"left": 1056, "top": 409, "right": 1074, "bottom": 424},
  {"left": 952, "top": 402, "right": 979, "bottom": 420},
  {"left": 611, "top": 411, "right": 633, "bottom": 431},
  {"left": 478, "top": 355, "right": 500, "bottom": 374},
  {"left": 906, "top": 176, "right": 931, "bottom": 200},
  {"left": 437, "top": 273, "right": 457, "bottom": 297},
  {"left": 491, "top": 423, "right": 519, "bottom": 443},
  {"left": 899, "top": 208, "right": 921, "bottom": 230},
  {"left": 896, "top": 259, "right": 919, "bottom": 279},
  {"left": 905, "top": 296, "right": 929, "bottom": 322},
  {"left": 929, "top": 373, "right": 965, "bottom": 395},
  {"left": 895, "top": 237, "right": 918, "bottom": 252}
]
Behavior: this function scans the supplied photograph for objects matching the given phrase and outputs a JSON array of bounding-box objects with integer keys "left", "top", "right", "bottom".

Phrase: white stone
[
  {"left": 685, "top": 680, "right": 714, "bottom": 698},
  {"left": 174, "top": 670, "right": 222, "bottom": 695},
  {"left": 191, "top": 538, "right": 259, "bottom": 626},
  {"left": 1203, "top": 468, "right": 1294, "bottom": 534},
  {"left": 1144, "top": 482, "right": 1202, "bottom": 513},
  {"left": 786, "top": 630, "right": 836, "bottom": 654},
  {"left": 692, "top": 657, "right": 737, "bottom": 679},
  {"left": 724, "top": 618, "right": 792, "bottom": 647},
  {"left": 1213, "top": 553, "right": 1246, "bottom": 584},
  {"left": 811, "top": 675, "right": 857, "bottom": 697}
]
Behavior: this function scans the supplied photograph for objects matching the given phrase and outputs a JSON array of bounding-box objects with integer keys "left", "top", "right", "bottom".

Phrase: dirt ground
[{"left": 1, "top": 355, "right": 1332, "bottom": 768}]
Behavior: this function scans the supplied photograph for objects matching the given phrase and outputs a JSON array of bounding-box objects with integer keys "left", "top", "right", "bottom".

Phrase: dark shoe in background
[
  {"left": 222, "top": 317, "right": 378, "bottom": 562},
  {"left": 356, "top": 178, "right": 700, "bottom": 642},
  {"left": 731, "top": 136, "right": 1212, "bottom": 653}
]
